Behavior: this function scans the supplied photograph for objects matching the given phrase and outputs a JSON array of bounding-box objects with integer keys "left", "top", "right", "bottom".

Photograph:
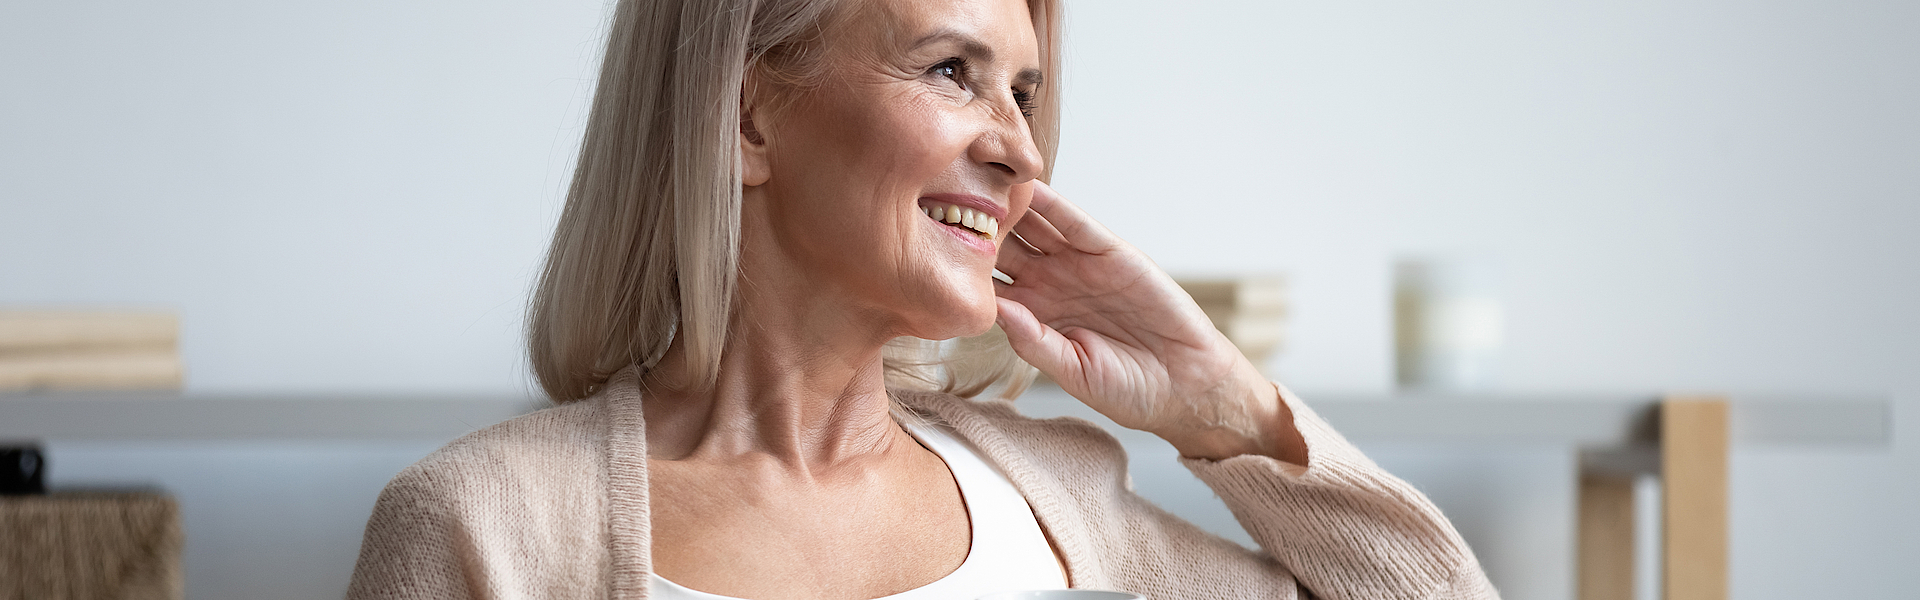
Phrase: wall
[
  {"left": 4, "top": 0, "right": 1915, "bottom": 598},
  {"left": 1050, "top": 2, "right": 1917, "bottom": 598},
  {"left": 1, "top": 0, "right": 608, "bottom": 393}
]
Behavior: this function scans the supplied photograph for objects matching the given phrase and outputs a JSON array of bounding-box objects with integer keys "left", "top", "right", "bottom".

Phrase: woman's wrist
[{"left": 1158, "top": 373, "right": 1309, "bottom": 464}]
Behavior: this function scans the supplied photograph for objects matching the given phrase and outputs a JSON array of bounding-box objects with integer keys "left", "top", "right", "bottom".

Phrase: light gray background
[{"left": 4, "top": 0, "right": 1914, "bottom": 598}]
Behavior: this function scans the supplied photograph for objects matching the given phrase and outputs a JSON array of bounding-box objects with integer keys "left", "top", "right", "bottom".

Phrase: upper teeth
[{"left": 923, "top": 202, "right": 998, "bottom": 239}]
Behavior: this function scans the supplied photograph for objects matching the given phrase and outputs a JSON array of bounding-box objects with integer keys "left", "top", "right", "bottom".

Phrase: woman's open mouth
[{"left": 920, "top": 201, "right": 999, "bottom": 240}]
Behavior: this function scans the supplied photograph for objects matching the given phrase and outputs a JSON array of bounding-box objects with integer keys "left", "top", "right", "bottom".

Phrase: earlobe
[{"left": 740, "top": 107, "right": 771, "bottom": 187}]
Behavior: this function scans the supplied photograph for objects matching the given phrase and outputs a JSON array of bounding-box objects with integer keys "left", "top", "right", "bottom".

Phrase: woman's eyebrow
[
  {"left": 911, "top": 29, "right": 996, "bottom": 62},
  {"left": 911, "top": 29, "right": 1045, "bottom": 86},
  {"left": 1015, "top": 68, "right": 1043, "bottom": 87}
]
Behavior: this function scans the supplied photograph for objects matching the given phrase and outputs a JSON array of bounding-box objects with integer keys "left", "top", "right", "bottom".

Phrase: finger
[
  {"left": 1009, "top": 207, "right": 1071, "bottom": 255},
  {"left": 994, "top": 233, "right": 1045, "bottom": 280},
  {"left": 991, "top": 276, "right": 1049, "bottom": 319},
  {"left": 1027, "top": 181, "right": 1120, "bottom": 252},
  {"left": 994, "top": 297, "right": 1081, "bottom": 378}
]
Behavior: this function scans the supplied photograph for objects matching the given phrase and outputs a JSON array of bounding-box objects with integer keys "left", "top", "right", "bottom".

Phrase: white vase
[{"left": 1394, "top": 256, "right": 1503, "bottom": 391}]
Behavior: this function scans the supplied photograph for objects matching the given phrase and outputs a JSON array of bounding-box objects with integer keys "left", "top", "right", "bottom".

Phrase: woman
[{"left": 350, "top": 0, "right": 1499, "bottom": 598}]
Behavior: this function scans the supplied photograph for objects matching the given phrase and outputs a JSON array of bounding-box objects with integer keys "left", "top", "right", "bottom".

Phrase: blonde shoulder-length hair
[{"left": 528, "top": 0, "right": 1063, "bottom": 403}]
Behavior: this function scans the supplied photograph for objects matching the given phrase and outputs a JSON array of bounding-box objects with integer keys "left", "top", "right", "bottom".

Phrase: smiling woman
[{"left": 345, "top": 0, "right": 1499, "bottom": 599}]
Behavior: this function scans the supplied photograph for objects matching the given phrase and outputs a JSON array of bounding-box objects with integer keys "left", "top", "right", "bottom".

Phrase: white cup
[
  {"left": 975, "top": 591, "right": 1144, "bottom": 600},
  {"left": 1394, "top": 255, "right": 1504, "bottom": 391}
]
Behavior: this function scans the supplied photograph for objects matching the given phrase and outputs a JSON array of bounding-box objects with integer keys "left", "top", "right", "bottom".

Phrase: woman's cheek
[
  {"left": 890, "top": 104, "right": 969, "bottom": 165},
  {"left": 1005, "top": 182, "right": 1034, "bottom": 231}
]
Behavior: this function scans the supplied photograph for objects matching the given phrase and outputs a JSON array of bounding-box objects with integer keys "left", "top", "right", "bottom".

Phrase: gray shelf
[
  {"left": 1012, "top": 388, "right": 1891, "bottom": 448},
  {"left": 0, "top": 389, "right": 1890, "bottom": 447},
  {"left": 0, "top": 392, "right": 542, "bottom": 441}
]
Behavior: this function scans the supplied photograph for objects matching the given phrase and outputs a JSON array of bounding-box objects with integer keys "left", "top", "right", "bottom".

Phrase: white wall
[
  {"left": 1, "top": 0, "right": 610, "bottom": 393},
  {"left": 1050, "top": 2, "right": 1917, "bottom": 598},
  {"left": 4, "top": 0, "right": 1915, "bottom": 598}
]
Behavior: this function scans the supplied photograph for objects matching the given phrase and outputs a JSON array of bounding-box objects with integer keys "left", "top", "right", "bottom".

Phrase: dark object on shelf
[{"left": 0, "top": 445, "right": 44, "bottom": 494}]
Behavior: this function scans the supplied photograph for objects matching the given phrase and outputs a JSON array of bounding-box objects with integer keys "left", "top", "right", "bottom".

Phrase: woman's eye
[{"left": 930, "top": 58, "right": 966, "bottom": 86}]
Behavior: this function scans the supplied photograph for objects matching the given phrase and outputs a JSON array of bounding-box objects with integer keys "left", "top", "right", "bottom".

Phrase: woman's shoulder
[
  {"left": 371, "top": 396, "right": 615, "bottom": 532},
  {"left": 352, "top": 397, "right": 616, "bottom": 598}
]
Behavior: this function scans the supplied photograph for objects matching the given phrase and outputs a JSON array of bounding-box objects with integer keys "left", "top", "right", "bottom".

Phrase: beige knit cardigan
[{"left": 348, "top": 368, "right": 1499, "bottom": 600}]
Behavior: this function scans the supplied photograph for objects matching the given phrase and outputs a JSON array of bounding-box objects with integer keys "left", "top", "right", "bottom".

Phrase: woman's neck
[{"left": 639, "top": 283, "right": 909, "bottom": 471}]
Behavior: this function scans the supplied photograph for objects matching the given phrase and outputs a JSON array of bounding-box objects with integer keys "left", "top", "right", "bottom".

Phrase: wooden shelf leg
[
  {"left": 1662, "top": 397, "right": 1729, "bottom": 600},
  {"left": 1579, "top": 471, "right": 1637, "bottom": 600}
]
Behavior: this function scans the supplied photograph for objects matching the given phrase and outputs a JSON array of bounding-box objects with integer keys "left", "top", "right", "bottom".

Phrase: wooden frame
[{"left": 1577, "top": 396, "right": 1729, "bottom": 600}]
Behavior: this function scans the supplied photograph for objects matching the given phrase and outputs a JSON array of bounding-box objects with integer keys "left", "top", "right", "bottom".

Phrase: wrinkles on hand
[{"left": 991, "top": 182, "right": 1304, "bottom": 462}]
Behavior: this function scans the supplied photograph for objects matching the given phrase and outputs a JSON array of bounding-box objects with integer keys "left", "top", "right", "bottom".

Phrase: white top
[{"left": 648, "top": 417, "right": 1070, "bottom": 599}]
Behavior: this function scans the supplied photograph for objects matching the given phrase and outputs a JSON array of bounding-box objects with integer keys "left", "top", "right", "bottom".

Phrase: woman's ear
[{"left": 740, "top": 103, "right": 771, "bottom": 187}]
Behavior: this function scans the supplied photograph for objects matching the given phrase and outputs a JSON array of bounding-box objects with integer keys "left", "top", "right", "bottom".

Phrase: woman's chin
[
  {"left": 956, "top": 314, "right": 1001, "bottom": 340},
  {"left": 919, "top": 317, "right": 996, "bottom": 342},
  {"left": 885, "top": 271, "right": 1000, "bottom": 340},
  {"left": 901, "top": 298, "right": 998, "bottom": 341}
]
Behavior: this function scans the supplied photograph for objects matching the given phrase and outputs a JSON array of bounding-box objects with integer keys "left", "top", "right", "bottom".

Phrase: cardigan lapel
[{"left": 602, "top": 367, "right": 654, "bottom": 600}]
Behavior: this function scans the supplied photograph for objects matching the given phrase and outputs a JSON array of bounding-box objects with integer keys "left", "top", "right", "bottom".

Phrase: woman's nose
[{"left": 970, "top": 111, "right": 1045, "bottom": 183}]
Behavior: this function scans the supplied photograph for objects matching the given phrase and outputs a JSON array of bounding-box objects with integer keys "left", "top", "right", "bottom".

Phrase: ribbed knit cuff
[{"left": 1177, "top": 386, "right": 1483, "bottom": 600}]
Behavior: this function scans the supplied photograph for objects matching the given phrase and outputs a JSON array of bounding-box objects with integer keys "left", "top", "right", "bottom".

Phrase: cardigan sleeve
[
  {"left": 1178, "top": 386, "right": 1500, "bottom": 600},
  {"left": 348, "top": 462, "right": 482, "bottom": 600}
]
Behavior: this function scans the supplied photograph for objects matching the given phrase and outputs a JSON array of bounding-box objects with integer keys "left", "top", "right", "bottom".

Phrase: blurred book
[
  {"left": 1175, "top": 277, "right": 1288, "bottom": 374},
  {"left": 0, "top": 311, "right": 182, "bottom": 393}
]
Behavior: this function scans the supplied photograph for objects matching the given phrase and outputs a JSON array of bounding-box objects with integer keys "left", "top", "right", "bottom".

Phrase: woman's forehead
[{"left": 834, "top": 0, "right": 1041, "bottom": 64}]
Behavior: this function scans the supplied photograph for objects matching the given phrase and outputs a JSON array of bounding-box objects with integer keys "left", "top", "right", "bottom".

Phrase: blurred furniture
[
  {"left": 0, "top": 392, "right": 541, "bottom": 598},
  {"left": 1576, "top": 397, "right": 1726, "bottom": 600},
  {"left": 0, "top": 391, "right": 1887, "bottom": 600},
  {"left": 0, "top": 393, "right": 541, "bottom": 441},
  {"left": 1020, "top": 389, "right": 1888, "bottom": 600},
  {"left": 0, "top": 491, "right": 183, "bottom": 600}
]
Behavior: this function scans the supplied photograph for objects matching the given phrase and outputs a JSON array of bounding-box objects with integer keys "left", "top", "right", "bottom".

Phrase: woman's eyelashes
[
  {"left": 1012, "top": 87, "right": 1036, "bottom": 118},
  {"left": 927, "top": 57, "right": 1037, "bottom": 119}
]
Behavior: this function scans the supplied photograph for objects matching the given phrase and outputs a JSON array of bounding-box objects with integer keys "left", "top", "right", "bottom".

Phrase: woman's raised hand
[{"left": 993, "top": 182, "right": 1304, "bottom": 462}]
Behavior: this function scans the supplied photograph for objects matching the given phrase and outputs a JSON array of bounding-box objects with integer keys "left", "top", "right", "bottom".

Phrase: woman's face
[{"left": 742, "top": 0, "right": 1043, "bottom": 342}]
